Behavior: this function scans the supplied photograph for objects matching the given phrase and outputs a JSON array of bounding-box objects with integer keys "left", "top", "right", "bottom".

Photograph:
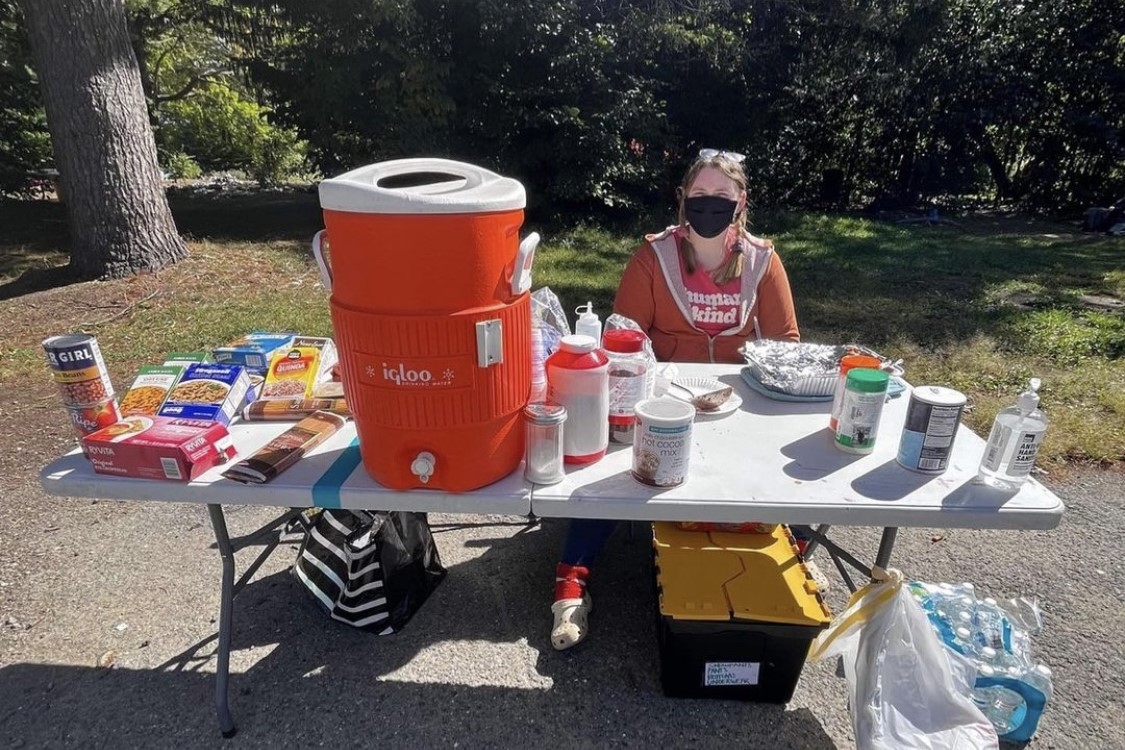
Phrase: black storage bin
[
  {"left": 653, "top": 522, "right": 831, "bottom": 703},
  {"left": 657, "top": 617, "right": 825, "bottom": 702}
]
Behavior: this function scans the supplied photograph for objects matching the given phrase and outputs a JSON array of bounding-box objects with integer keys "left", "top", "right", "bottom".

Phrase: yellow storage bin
[{"left": 652, "top": 522, "right": 831, "bottom": 703}]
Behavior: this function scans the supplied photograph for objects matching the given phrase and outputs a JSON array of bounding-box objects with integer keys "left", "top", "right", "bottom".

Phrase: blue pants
[
  {"left": 560, "top": 518, "right": 619, "bottom": 567},
  {"left": 559, "top": 519, "right": 810, "bottom": 568}
]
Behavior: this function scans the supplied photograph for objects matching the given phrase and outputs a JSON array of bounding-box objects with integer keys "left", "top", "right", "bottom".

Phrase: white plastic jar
[{"left": 546, "top": 334, "right": 608, "bottom": 464}]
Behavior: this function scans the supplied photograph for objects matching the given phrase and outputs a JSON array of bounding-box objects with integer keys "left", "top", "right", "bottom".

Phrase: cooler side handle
[
  {"left": 511, "top": 232, "right": 540, "bottom": 295},
  {"left": 312, "top": 230, "right": 332, "bottom": 291}
]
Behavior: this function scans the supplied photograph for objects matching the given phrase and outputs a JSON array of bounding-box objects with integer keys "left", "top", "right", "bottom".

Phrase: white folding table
[
  {"left": 530, "top": 363, "right": 1064, "bottom": 592},
  {"left": 39, "top": 422, "right": 531, "bottom": 738},
  {"left": 39, "top": 362, "right": 1065, "bottom": 737}
]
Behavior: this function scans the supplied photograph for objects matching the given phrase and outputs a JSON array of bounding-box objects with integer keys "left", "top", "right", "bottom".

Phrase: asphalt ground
[{"left": 1, "top": 467, "right": 1123, "bottom": 749}]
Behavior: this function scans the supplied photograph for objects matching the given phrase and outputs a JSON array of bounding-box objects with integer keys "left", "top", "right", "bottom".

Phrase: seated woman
[{"left": 550, "top": 149, "right": 801, "bottom": 650}]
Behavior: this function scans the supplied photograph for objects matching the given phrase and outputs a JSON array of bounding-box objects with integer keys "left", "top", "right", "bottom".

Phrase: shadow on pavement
[{"left": 0, "top": 518, "right": 839, "bottom": 749}]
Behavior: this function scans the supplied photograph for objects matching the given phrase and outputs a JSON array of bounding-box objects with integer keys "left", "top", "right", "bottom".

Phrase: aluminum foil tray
[{"left": 738, "top": 340, "right": 849, "bottom": 397}]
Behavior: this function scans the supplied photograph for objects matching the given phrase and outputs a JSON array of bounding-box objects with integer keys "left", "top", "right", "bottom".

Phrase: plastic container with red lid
[
  {"left": 546, "top": 335, "right": 608, "bottom": 464},
  {"left": 603, "top": 329, "right": 656, "bottom": 444}
]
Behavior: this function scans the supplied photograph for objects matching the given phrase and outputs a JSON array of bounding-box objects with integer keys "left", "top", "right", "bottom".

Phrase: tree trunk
[
  {"left": 18, "top": 0, "right": 186, "bottom": 279},
  {"left": 977, "top": 132, "right": 1013, "bottom": 201}
]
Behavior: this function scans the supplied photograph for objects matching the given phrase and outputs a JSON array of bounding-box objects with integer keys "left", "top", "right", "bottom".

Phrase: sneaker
[
  {"left": 550, "top": 593, "right": 593, "bottom": 651},
  {"left": 804, "top": 560, "right": 831, "bottom": 593}
]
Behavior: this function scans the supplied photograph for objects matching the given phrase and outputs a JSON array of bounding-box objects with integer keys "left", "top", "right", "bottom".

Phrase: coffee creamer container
[
  {"left": 834, "top": 368, "right": 889, "bottom": 454},
  {"left": 546, "top": 334, "right": 608, "bottom": 464},
  {"left": 829, "top": 354, "right": 882, "bottom": 432}
]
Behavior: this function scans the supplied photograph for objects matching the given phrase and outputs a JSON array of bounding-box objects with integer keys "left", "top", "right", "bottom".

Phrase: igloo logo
[
  {"left": 358, "top": 354, "right": 471, "bottom": 390},
  {"left": 382, "top": 362, "right": 434, "bottom": 385}
]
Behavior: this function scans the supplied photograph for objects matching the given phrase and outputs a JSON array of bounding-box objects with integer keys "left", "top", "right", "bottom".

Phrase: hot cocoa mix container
[{"left": 632, "top": 397, "right": 695, "bottom": 487}]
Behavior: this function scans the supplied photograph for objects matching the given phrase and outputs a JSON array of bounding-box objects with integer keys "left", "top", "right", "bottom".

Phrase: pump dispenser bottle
[
  {"left": 977, "top": 378, "right": 1047, "bottom": 491},
  {"left": 575, "top": 302, "right": 602, "bottom": 344}
]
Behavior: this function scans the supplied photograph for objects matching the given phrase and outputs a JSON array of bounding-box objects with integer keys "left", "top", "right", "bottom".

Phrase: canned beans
[
  {"left": 58, "top": 378, "right": 110, "bottom": 404},
  {"left": 43, "top": 334, "right": 116, "bottom": 407}
]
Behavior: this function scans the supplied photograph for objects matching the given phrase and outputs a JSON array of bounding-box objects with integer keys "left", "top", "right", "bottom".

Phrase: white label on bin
[{"left": 704, "top": 661, "right": 760, "bottom": 686}]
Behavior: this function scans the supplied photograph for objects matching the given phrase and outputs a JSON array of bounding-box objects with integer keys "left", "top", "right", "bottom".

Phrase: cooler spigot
[{"left": 410, "top": 451, "right": 436, "bottom": 484}]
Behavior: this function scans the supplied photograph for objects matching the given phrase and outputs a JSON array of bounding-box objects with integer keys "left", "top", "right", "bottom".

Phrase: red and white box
[{"left": 81, "top": 416, "right": 237, "bottom": 482}]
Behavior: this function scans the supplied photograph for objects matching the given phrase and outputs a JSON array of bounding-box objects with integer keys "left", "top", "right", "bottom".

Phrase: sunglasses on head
[{"left": 698, "top": 148, "right": 746, "bottom": 164}]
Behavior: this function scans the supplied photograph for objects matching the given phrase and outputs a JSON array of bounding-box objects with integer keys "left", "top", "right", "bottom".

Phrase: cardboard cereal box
[
  {"left": 212, "top": 332, "right": 296, "bottom": 375},
  {"left": 118, "top": 365, "right": 184, "bottom": 417},
  {"left": 260, "top": 337, "right": 337, "bottom": 400},
  {"left": 157, "top": 363, "right": 251, "bottom": 425}
]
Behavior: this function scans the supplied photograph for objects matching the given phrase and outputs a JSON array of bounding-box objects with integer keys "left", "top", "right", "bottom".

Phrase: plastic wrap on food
[{"left": 740, "top": 340, "right": 848, "bottom": 396}]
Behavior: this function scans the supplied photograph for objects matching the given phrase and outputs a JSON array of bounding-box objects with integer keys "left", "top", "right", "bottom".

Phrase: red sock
[{"left": 554, "top": 563, "right": 590, "bottom": 602}]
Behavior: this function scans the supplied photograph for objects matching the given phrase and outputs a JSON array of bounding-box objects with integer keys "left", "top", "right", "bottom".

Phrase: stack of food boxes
[
  {"left": 652, "top": 522, "right": 831, "bottom": 703},
  {"left": 74, "top": 333, "right": 339, "bottom": 482}
]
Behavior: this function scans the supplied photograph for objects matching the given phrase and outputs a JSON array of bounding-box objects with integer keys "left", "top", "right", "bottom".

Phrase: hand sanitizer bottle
[
  {"left": 977, "top": 378, "right": 1047, "bottom": 491},
  {"left": 574, "top": 302, "right": 602, "bottom": 344}
]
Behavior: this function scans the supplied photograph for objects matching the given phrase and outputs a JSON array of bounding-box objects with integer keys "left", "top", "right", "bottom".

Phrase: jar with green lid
[{"left": 834, "top": 368, "right": 890, "bottom": 454}]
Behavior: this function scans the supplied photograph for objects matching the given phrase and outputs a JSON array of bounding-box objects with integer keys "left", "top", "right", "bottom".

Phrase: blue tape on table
[{"left": 311, "top": 437, "right": 361, "bottom": 509}]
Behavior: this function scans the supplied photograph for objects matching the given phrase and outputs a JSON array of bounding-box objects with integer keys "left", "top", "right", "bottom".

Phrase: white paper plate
[{"left": 667, "top": 377, "right": 743, "bottom": 417}]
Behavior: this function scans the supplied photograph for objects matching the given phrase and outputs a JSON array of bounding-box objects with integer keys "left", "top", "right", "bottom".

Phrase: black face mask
[{"left": 684, "top": 195, "right": 738, "bottom": 239}]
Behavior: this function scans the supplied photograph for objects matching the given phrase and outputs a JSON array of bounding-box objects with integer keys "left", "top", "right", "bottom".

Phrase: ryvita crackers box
[{"left": 82, "top": 416, "right": 237, "bottom": 482}]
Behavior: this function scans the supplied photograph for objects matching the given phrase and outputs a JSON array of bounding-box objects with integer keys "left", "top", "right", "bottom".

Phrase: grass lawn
[{"left": 2, "top": 193, "right": 1122, "bottom": 473}]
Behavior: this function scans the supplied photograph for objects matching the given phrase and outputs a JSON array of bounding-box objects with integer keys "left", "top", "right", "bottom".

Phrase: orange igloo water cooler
[{"left": 313, "top": 158, "right": 539, "bottom": 491}]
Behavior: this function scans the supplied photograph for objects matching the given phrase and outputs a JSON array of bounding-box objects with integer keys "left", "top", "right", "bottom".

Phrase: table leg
[
  {"left": 874, "top": 527, "right": 899, "bottom": 570},
  {"left": 826, "top": 547, "right": 857, "bottom": 592},
  {"left": 794, "top": 525, "right": 872, "bottom": 579},
  {"left": 801, "top": 524, "right": 830, "bottom": 558},
  {"left": 207, "top": 504, "right": 238, "bottom": 739}
]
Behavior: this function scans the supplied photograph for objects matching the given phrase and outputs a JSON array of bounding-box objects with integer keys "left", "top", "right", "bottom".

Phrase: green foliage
[
  {"left": 127, "top": 0, "right": 308, "bottom": 184},
  {"left": 163, "top": 151, "right": 202, "bottom": 180},
  {"left": 158, "top": 80, "right": 307, "bottom": 184},
  {"left": 0, "top": 1, "right": 52, "bottom": 195},
  {"left": 1008, "top": 309, "right": 1125, "bottom": 362},
  {"left": 208, "top": 0, "right": 1123, "bottom": 214},
  {"left": 6, "top": 0, "right": 1124, "bottom": 210}
]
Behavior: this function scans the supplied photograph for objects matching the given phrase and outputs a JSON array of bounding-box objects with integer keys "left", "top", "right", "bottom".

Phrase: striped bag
[{"left": 293, "top": 509, "right": 446, "bottom": 634}]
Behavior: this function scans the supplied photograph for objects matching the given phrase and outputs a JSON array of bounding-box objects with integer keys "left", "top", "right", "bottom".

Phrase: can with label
[
  {"left": 834, "top": 368, "right": 889, "bottom": 454},
  {"left": 43, "top": 334, "right": 115, "bottom": 406},
  {"left": 896, "top": 386, "right": 967, "bottom": 474},
  {"left": 66, "top": 398, "right": 123, "bottom": 437}
]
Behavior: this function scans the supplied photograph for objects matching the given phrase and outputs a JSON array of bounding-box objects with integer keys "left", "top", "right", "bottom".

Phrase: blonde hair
[{"left": 676, "top": 156, "right": 750, "bottom": 285}]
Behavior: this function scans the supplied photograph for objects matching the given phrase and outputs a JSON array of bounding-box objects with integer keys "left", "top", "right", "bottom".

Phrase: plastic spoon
[{"left": 669, "top": 381, "right": 733, "bottom": 411}]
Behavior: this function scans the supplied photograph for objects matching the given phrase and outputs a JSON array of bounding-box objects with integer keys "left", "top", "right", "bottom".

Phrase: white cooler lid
[{"left": 319, "top": 158, "right": 526, "bottom": 214}]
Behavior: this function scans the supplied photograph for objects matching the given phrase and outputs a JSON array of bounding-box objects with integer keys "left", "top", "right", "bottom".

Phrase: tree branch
[{"left": 155, "top": 68, "right": 230, "bottom": 103}]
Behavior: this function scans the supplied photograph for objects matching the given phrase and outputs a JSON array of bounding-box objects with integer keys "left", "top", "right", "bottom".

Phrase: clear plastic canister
[
  {"left": 603, "top": 329, "right": 654, "bottom": 444},
  {"left": 523, "top": 402, "right": 567, "bottom": 484},
  {"left": 828, "top": 354, "right": 882, "bottom": 431}
]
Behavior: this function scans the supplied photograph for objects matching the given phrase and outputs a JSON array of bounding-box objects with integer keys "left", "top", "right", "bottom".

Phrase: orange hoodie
[{"left": 613, "top": 226, "right": 799, "bottom": 363}]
